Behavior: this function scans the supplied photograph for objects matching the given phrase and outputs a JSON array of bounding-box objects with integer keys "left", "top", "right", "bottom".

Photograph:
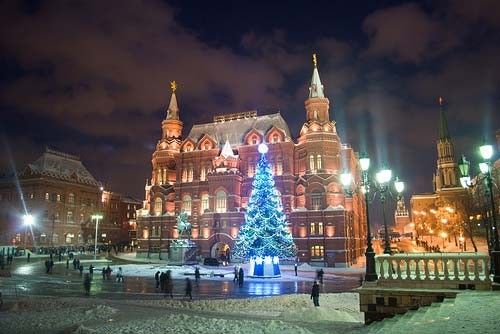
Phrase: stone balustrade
[{"left": 375, "top": 252, "right": 491, "bottom": 290}]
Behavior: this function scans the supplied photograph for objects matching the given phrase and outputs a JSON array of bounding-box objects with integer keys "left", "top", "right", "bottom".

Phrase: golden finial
[
  {"left": 312, "top": 53, "right": 317, "bottom": 68},
  {"left": 170, "top": 80, "right": 177, "bottom": 93},
  {"left": 438, "top": 96, "right": 444, "bottom": 106}
]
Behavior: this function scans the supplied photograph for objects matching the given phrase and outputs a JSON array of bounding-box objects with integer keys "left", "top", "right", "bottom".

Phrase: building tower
[
  {"left": 152, "top": 81, "right": 183, "bottom": 186},
  {"left": 433, "top": 97, "right": 460, "bottom": 191}
]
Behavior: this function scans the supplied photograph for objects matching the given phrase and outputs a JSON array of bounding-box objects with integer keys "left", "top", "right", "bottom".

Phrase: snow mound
[
  {"left": 281, "top": 307, "right": 359, "bottom": 323},
  {"left": 84, "top": 304, "right": 118, "bottom": 317}
]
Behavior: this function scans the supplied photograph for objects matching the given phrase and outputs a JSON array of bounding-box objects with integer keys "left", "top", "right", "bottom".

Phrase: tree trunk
[{"left": 465, "top": 222, "right": 478, "bottom": 252}]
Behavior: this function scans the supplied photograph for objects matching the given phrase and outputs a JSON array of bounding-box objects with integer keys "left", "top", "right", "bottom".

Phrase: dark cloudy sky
[{"left": 1, "top": 0, "right": 499, "bottom": 202}]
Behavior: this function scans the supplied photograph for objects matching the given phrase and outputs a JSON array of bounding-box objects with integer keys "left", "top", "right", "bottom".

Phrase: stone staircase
[{"left": 360, "top": 292, "right": 500, "bottom": 334}]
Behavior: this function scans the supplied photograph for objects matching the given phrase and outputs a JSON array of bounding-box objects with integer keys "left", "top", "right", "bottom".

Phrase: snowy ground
[{"left": 0, "top": 293, "right": 364, "bottom": 334}]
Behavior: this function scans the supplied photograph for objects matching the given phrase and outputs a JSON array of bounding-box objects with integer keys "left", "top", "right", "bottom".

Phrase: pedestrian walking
[
  {"left": 49, "top": 260, "right": 54, "bottom": 274},
  {"left": 89, "top": 264, "right": 94, "bottom": 276},
  {"left": 194, "top": 267, "right": 200, "bottom": 285},
  {"left": 45, "top": 260, "right": 50, "bottom": 274},
  {"left": 155, "top": 271, "right": 160, "bottom": 289},
  {"left": 73, "top": 258, "right": 77, "bottom": 270},
  {"left": 238, "top": 267, "right": 244, "bottom": 287},
  {"left": 102, "top": 267, "right": 106, "bottom": 280},
  {"left": 83, "top": 273, "right": 91, "bottom": 296},
  {"left": 27, "top": 252, "right": 30, "bottom": 262},
  {"left": 165, "top": 270, "right": 173, "bottom": 298},
  {"left": 160, "top": 272, "right": 166, "bottom": 292},
  {"left": 58, "top": 253, "right": 62, "bottom": 262},
  {"left": 294, "top": 263, "right": 298, "bottom": 276},
  {"left": 116, "top": 267, "right": 124, "bottom": 282},
  {"left": 66, "top": 258, "right": 69, "bottom": 269},
  {"left": 106, "top": 265, "right": 112, "bottom": 280},
  {"left": 184, "top": 278, "right": 192, "bottom": 300},
  {"left": 78, "top": 264, "right": 84, "bottom": 276},
  {"left": 318, "top": 268, "right": 324, "bottom": 284},
  {"left": 311, "top": 281, "right": 320, "bottom": 307},
  {"left": 233, "top": 265, "right": 239, "bottom": 283}
]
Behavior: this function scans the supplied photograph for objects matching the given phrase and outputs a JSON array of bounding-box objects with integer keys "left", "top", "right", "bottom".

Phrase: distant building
[
  {"left": 0, "top": 148, "right": 138, "bottom": 248},
  {"left": 136, "top": 56, "right": 367, "bottom": 267},
  {"left": 410, "top": 100, "right": 470, "bottom": 238}
]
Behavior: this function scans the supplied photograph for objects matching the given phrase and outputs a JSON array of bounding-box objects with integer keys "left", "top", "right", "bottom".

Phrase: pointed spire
[
  {"left": 438, "top": 96, "right": 450, "bottom": 140},
  {"left": 166, "top": 81, "right": 179, "bottom": 120},
  {"left": 221, "top": 139, "right": 235, "bottom": 158},
  {"left": 309, "top": 53, "right": 324, "bottom": 98}
]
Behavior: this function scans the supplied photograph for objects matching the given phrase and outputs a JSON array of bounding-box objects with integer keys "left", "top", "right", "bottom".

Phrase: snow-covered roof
[
  {"left": 186, "top": 112, "right": 292, "bottom": 146},
  {"left": 20, "top": 148, "right": 100, "bottom": 186}
]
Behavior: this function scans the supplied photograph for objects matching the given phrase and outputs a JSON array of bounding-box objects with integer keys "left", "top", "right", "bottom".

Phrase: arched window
[
  {"left": 316, "top": 155, "right": 322, "bottom": 170},
  {"left": 188, "top": 165, "right": 194, "bottom": 182},
  {"left": 309, "top": 155, "right": 316, "bottom": 173},
  {"left": 216, "top": 190, "right": 227, "bottom": 213},
  {"left": 182, "top": 169, "right": 187, "bottom": 182},
  {"left": 154, "top": 197, "right": 163, "bottom": 216},
  {"left": 201, "top": 194, "right": 209, "bottom": 213},
  {"left": 272, "top": 134, "right": 279, "bottom": 143},
  {"left": 248, "top": 160, "right": 255, "bottom": 177},
  {"left": 310, "top": 190, "right": 323, "bottom": 210},
  {"left": 276, "top": 157, "right": 283, "bottom": 176},
  {"left": 200, "top": 166, "right": 206, "bottom": 181},
  {"left": 182, "top": 195, "right": 192, "bottom": 214},
  {"left": 68, "top": 193, "right": 75, "bottom": 204}
]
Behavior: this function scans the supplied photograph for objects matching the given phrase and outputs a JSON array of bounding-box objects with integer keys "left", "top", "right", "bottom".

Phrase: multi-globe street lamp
[
  {"left": 91, "top": 214, "right": 103, "bottom": 260},
  {"left": 459, "top": 141, "right": 499, "bottom": 283},
  {"left": 340, "top": 153, "right": 405, "bottom": 281},
  {"left": 23, "top": 214, "right": 35, "bottom": 249}
]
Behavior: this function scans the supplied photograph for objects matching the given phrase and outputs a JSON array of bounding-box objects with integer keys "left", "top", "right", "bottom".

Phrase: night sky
[{"left": 1, "top": 0, "right": 499, "bottom": 202}]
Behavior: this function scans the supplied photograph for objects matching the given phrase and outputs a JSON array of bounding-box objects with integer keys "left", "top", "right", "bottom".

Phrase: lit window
[
  {"left": 200, "top": 167, "right": 206, "bottom": 181},
  {"left": 276, "top": 159, "right": 283, "bottom": 176},
  {"left": 309, "top": 155, "right": 316, "bottom": 173},
  {"left": 204, "top": 142, "right": 211, "bottom": 150},
  {"left": 154, "top": 198, "right": 163, "bottom": 216},
  {"left": 272, "top": 134, "right": 280, "bottom": 143},
  {"left": 311, "top": 192, "right": 323, "bottom": 210},
  {"left": 248, "top": 160, "right": 255, "bottom": 177},
  {"left": 201, "top": 194, "right": 209, "bottom": 213},
  {"left": 56, "top": 194, "right": 61, "bottom": 202},
  {"left": 68, "top": 193, "right": 75, "bottom": 204},
  {"left": 182, "top": 195, "right": 192, "bottom": 215},
  {"left": 188, "top": 166, "right": 193, "bottom": 182},
  {"left": 311, "top": 245, "right": 324, "bottom": 258},
  {"left": 65, "top": 233, "right": 74, "bottom": 244},
  {"left": 182, "top": 169, "right": 187, "bottom": 182},
  {"left": 310, "top": 222, "right": 316, "bottom": 235},
  {"left": 45, "top": 192, "right": 49, "bottom": 201},
  {"left": 67, "top": 211, "right": 73, "bottom": 223},
  {"left": 251, "top": 136, "right": 258, "bottom": 145},
  {"left": 316, "top": 155, "right": 322, "bottom": 170},
  {"left": 52, "top": 234, "right": 59, "bottom": 244},
  {"left": 216, "top": 190, "right": 227, "bottom": 213},
  {"left": 318, "top": 222, "right": 324, "bottom": 235}
]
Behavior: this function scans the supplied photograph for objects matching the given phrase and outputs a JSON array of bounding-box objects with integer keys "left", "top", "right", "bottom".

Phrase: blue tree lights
[{"left": 234, "top": 143, "right": 296, "bottom": 277}]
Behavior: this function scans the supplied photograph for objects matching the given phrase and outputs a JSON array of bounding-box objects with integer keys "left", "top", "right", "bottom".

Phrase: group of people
[
  {"left": 155, "top": 270, "right": 174, "bottom": 298},
  {"left": 44, "top": 259, "right": 54, "bottom": 274},
  {"left": 233, "top": 266, "right": 245, "bottom": 287},
  {"left": 416, "top": 238, "right": 441, "bottom": 252}
]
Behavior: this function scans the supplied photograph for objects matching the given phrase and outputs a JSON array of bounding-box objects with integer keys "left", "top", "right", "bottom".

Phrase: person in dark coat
[
  {"left": 27, "top": 252, "right": 30, "bottom": 262},
  {"left": 233, "top": 265, "right": 239, "bottom": 283},
  {"left": 194, "top": 267, "right": 200, "bottom": 285},
  {"left": 155, "top": 271, "right": 161, "bottom": 289},
  {"left": 184, "top": 278, "right": 192, "bottom": 300},
  {"left": 318, "top": 269, "right": 324, "bottom": 284},
  {"left": 311, "top": 281, "right": 320, "bottom": 307},
  {"left": 165, "top": 271, "right": 173, "bottom": 298},
  {"left": 73, "top": 259, "right": 77, "bottom": 270},
  {"left": 294, "top": 263, "right": 298, "bottom": 276},
  {"left": 160, "top": 272, "right": 166, "bottom": 292},
  {"left": 238, "top": 267, "right": 244, "bottom": 287},
  {"left": 83, "top": 273, "right": 91, "bottom": 296},
  {"left": 66, "top": 258, "right": 69, "bottom": 269},
  {"left": 89, "top": 264, "right": 94, "bottom": 276},
  {"left": 49, "top": 260, "right": 54, "bottom": 274},
  {"left": 102, "top": 267, "right": 106, "bottom": 280},
  {"left": 78, "top": 264, "right": 84, "bottom": 276}
]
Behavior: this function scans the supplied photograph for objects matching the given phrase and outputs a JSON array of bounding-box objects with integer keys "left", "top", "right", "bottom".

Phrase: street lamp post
[
  {"left": 340, "top": 153, "right": 404, "bottom": 281},
  {"left": 23, "top": 214, "right": 34, "bottom": 250},
  {"left": 479, "top": 143, "right": 500, "bottom": 283},
  {"left": 91, "top": 214, "right": 103, "bottom": 260}
]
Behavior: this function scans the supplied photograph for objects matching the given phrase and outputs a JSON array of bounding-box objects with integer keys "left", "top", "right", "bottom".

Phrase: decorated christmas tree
[{"left": 234, "top": 143, "right": 296, "bottom": 277}]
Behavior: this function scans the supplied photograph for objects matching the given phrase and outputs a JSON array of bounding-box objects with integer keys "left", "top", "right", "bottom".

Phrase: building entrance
[{"left": 211, "top": 242, "right": 230, "bottom": 262}]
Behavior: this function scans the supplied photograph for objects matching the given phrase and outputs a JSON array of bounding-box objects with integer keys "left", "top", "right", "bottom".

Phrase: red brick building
[{"left": 136, "top": 59, "right": 366, "bottom": 267}]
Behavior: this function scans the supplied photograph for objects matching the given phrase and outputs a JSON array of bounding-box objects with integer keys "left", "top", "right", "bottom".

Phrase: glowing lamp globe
[
  {"left": 340, "top": 171, "right": 352, "bottom": 188},
  {"left": 479, "top": 143, "right": 493, "bottom": 160},
  {"left": 258, "top": 143, "right": 268, "bottom": 154},
  {"left": 394, "top": 177, "right": 404, "bottom": 194},
  {"left": 23, "top": 214, "right": 34, "bottom": 226},
  {"left": 479, "top": 162, "right": 489, "bottom": 174},
  {"left": 376, "top": 168, "right": 392, "bottom": 185},
  {"left": 359, "top": 153, "right": 370, "bottom": 171}
]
